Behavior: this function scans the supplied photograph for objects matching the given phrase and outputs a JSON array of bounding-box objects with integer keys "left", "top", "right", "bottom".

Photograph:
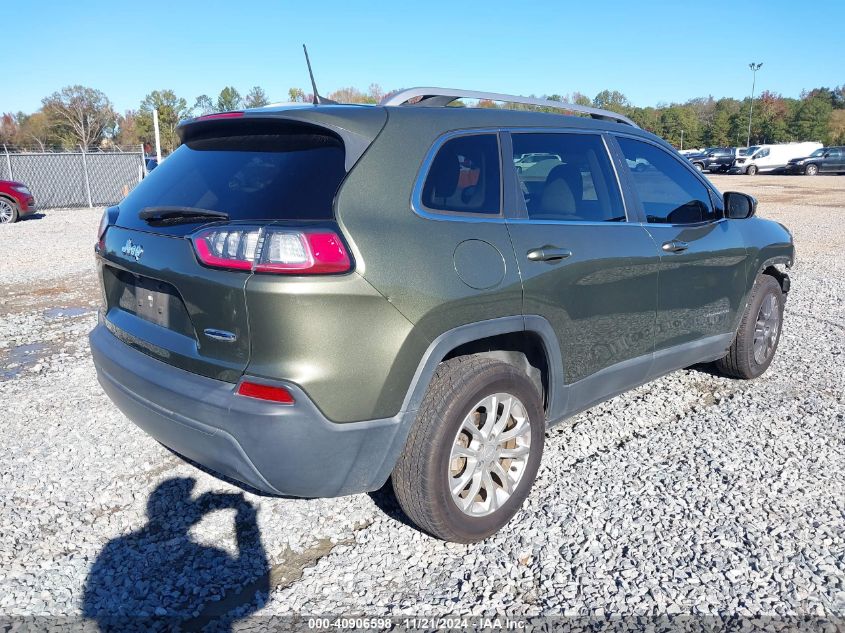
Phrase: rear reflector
[
  {"left": 236, "top": 381, "right": 295, "bottom": 404},
  {"left": 192, "top": 226, "right": 351, "bottom": 275}
]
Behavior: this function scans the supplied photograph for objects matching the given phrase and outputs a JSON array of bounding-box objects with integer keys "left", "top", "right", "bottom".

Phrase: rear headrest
[
  {"left": 423, "top": 150, "right": 459, "bottom": 202},
  {"left": 546, "top": 164, "right": 583, "bottom": 201}
]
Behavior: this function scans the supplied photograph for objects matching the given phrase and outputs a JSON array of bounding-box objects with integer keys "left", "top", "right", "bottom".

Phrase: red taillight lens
[
  {"left": 96, "top": 209, "right": 110, "bottom": 252},
  {"left": 191, "top": 226, "right": 351, "bottom": 275},
  {"left": 236, "top": 381, "right": 295, "bottom": 404},
  {"left": 195, "top": 111, "right": 244, "bottom": 121}
]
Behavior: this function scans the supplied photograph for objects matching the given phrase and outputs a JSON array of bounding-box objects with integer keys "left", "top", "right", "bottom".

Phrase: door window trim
[
  {"left": 608, "top": 132, "right": 724, "bottom": 228},
  {"left": 411, "top": 127, "right": 631, "bottom": 225},
  {"left": 411, "top": 129, "right": 505, "bottom": 221}
]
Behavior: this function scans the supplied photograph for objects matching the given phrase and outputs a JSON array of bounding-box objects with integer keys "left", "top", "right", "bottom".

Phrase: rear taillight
[
  {"left": 236, "top": 381, "right": 295, "bottom": 404},
  {"left": 96, "top": 209, "right": 110, "bottom": 252},
  {"left": 191, "top": 226, "right": 351, "bottom": 274}
]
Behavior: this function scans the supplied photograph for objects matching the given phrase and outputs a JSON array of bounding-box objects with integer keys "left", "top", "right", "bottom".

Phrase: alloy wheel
[
  {"left": 0, "top": 199, "right": 14, "bottom": 223},
  {"left": 448, "top": 393, "right": 531, "bottom": 517},
  {"left": 753, "top": 293, "right": 780, "bottom": 365}
]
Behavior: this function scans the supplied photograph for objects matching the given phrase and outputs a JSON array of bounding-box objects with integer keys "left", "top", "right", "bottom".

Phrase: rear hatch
[{"left": 98, "top": 110, "right": 384, "bottom": 382}]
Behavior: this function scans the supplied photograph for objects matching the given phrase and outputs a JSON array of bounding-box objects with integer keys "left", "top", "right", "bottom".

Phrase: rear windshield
[{"left": 117, "top": 128, "right": 345, "bottom": 234}]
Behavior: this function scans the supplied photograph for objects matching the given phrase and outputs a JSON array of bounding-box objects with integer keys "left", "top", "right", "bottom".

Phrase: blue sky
[{"left": 8, "top": 0, "right": 844, "bottom": 114}]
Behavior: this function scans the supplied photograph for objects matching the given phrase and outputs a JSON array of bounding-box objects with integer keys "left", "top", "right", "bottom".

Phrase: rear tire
[
  {"left": 746, "top": 165, "right": 758, "bottom": 176},
  {"left": 0, "top": 197, "right": 19, "bottom": 224},
  {"left": 805, "top": 164, "right": 819, "bottom": 176},
  {"left": 715, "top": 275, "right": 784, "bottom": 379},
  {"left": 693, "top": 162, "right": 704, "bottom": 172},
  {"left": 391, "top": 356, "right": 544, "bottom": 543}
]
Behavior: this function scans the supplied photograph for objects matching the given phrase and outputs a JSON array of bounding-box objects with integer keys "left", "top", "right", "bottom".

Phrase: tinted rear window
[{"left": 117, "top": 128, "right": 345, "bottom": 234}]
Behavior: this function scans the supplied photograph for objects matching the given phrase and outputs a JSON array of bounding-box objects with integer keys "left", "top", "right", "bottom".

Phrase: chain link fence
[{"left": 1, "top": 145, "right": 147, "bottom": 209}]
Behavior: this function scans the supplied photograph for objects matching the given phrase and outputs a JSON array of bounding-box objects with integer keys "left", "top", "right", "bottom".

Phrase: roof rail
[{"left": 380, "top": 87, "right": 638, "bottom": 127}]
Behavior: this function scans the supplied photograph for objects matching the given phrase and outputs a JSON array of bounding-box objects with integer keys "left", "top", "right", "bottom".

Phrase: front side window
[
  {"left": 616, "top": 137, "right": 716, "bottom": 225},
  {"left": 511, "top": 133, "right": 624, "bottom": 222},
  {"left": 421, "top": 134, "right": 501, "bottom": 214}
]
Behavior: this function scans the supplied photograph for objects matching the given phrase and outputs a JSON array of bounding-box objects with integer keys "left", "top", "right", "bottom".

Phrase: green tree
[
  {"left": 828, "top": 109, "right": 845, "bottom": 144},
  {"left": 216, "top": 86, "right": 242, "bottom": 112},
  {"left": 755, "top": 92, "right": 791, "bottom": 143},
  {"left": 659, "top": 105, "right": 701, "bottom": 149},
  {"left": 568, "top": 92, "right": 592, "bottom": 106},
  {"left": 628, "top": 107, "right": 661, "bottom": 134},
  {"left": 244, "top": 86, "right": 269, "bottom": 109},
  {"left": 592, "top": 90, "right": 630, "bottom": 113},
  {"left": 790, "top": 94, "right": 833, "bottom": 141},
  {"left": 706, "top": 99, "right": 740, "bottom": 146},
  {"left": 115, "top": 110, "right": 143, "bottom": 147},
  {"left": 193, "top": 94, "right": 215, "bottom": 116},
  {"left": 288, "top": 87, "right": 307, "bottom": 103},
  {"left": 41, "top": 85, "right": 116, "bottom": 148},
  {"left": 16, "top": 111, "right": 57, "bottom": 150},
  {"left": 138, "top": 89, "right": 189, "bottom": 153},
  {"left": 328, "top": 86, "right": 375, "bottom": 103}
]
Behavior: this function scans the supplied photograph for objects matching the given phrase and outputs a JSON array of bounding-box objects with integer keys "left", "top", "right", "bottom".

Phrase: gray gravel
[{"left": 0, "top": 177, "right": 843, "bottom": 627}]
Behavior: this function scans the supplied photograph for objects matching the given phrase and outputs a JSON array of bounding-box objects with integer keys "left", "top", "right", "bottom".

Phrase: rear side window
[
  {"left": 616, "top": 137, "right": 716, "bottom": 225},
  {"left": 117, "top": 128, "right": 346, "bottom": 233},
  {"left": 511, "top": 133, "right": 624, "bottom": 222},
  {"left": 421, "top": 134, "right": 501, "bottom": 214}
]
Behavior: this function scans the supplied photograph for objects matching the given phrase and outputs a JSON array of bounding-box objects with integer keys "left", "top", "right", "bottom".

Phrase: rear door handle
[
  {"left": 662, "top": 240, "right": 689, "bottom": 253},
  {"left": 527, "top": 246, "right": 572, "bottom": 262}
]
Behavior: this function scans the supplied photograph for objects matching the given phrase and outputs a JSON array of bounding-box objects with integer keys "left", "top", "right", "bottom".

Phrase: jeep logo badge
[{"left": 121, "top": 239, "right": 144, "bottom": 262}]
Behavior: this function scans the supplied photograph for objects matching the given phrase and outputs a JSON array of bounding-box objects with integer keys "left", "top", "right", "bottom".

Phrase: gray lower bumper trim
[{"left": 89, "top": 324, "right": 407, "bottom": 497}]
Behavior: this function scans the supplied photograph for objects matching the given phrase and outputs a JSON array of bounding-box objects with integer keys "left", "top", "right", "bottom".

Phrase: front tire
[
  {"left": 746, "top": 165, "right": 758, "bottom": 176},
  {"left": 0, "top": 197, "right": 19, "bottom": 224},
  {"left": 805, "top": 164, "right": 819, "bottom": 176},
  {"left": 392, "top": 356, "right": 545, "bottom": 543},
  {"left": 693, "top": 162, "right": 704, "bottom": 172},
  {"left": 715, "top": 275, "right": 784, "bottom": 379}
]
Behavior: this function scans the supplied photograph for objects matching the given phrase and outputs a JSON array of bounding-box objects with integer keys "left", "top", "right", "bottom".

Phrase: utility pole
[
  {"left": 747, "top": 62, "right": 763, "bottom": 148},
  {"left": 680, "top": 129, "right": 684, "bottom": 150}
]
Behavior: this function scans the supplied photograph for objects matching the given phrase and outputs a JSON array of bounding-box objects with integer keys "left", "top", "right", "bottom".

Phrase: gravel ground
[{"left": 1, "top": 176, "right": 843, "bottom": 628}]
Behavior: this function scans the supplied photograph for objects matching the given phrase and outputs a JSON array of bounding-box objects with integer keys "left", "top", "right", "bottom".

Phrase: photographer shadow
[{"left": 83, "top": 477, "right": 269, "bottom": 632}]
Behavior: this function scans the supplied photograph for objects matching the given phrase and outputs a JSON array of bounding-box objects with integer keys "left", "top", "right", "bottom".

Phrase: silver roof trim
[{"left": 380, "top": 87, "right": 639, "bottom": 127}]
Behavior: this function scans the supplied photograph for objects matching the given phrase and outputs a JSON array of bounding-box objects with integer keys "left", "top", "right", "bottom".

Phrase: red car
[{"left": 0, "top": 180, "right": 36, "bottom": 224}]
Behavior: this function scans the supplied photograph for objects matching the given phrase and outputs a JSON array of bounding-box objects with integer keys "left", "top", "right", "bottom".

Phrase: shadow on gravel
[
  {"left": 83, "top": 477, "right": 269, "bottom": 632},
  {"left": 367, "top": 480, "right": 417, "bottom": 531}
]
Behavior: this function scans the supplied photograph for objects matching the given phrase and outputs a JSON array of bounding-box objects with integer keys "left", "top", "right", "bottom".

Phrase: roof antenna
[{"left": 302, "top": 44, "right": 337, "bottom": 105}]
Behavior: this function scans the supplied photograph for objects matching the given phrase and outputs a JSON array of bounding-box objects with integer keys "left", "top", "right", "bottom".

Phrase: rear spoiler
[{"left": 177, "top": 107, "right": 387, "bottom": 172}]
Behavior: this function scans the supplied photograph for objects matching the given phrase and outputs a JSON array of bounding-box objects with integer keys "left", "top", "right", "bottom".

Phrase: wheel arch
[
  {"left": 400, "top": 315, "right": 565, "bottom": 423},
  {"left": 0, "top": 193, "right": 19, "bottom": 207}
]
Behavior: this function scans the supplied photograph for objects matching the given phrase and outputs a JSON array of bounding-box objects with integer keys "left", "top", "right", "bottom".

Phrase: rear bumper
[{"left": 89, "top": 323, "right": 407, "bottom": 497}]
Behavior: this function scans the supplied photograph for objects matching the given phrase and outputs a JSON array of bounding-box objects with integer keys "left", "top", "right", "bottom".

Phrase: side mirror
[{"left": 724, "top": 191, "right": 757, "bottom": 219}]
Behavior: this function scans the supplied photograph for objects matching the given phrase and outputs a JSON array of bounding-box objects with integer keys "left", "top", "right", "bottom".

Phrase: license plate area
[
  {"left": 129, "top": 277, "right": 172, "bottom": 328},
  {"left": 104, "top": 266, "right": 195, "bottom": 337}
]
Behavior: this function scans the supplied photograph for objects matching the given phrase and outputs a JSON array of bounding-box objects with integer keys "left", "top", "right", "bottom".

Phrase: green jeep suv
[{"left": 90, "top": 88, "right": 793, "bottom": 542}]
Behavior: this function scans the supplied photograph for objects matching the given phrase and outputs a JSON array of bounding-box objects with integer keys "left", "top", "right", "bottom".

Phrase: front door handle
[
  {"left": 662, "top": 240, "right": 689, "bottom": 253},
  {"left": 527, "top": 246, "right": 572, "bottom": 262}
]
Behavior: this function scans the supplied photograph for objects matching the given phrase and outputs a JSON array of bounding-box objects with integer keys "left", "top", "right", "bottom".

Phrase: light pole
[
  {"left": 746, "top": 62, "right": 763, "bottom": 147},
  {"left": 680, "top": 129, "right": 684, "bottom": 150}
]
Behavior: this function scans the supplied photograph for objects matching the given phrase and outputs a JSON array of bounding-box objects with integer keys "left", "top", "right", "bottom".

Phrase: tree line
[{"left": 2, "top": 82, "right": 843, "bottom": 153}]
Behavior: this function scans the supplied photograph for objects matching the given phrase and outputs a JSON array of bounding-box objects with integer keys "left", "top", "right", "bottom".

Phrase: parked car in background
[
  {"left": 734, "top": 142, "right": 823, "bottom": 175},
  {"left": 0, "top": 180, "right": 36, "bottom": 224},
  {"left": 684, "top": 147, "right": 738, "bottom": 172},
  {"left": 702, "top": 147, "right": 738, "bottom": 173},
  {"left": 786, "top": 146, "right": 845, "bottom": 175},
  {"left": 90, "top": 89, "right": 794, "bottom": 542},
  {"left": 514, "top": 152, "right": 561, "bottom": 171}
]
